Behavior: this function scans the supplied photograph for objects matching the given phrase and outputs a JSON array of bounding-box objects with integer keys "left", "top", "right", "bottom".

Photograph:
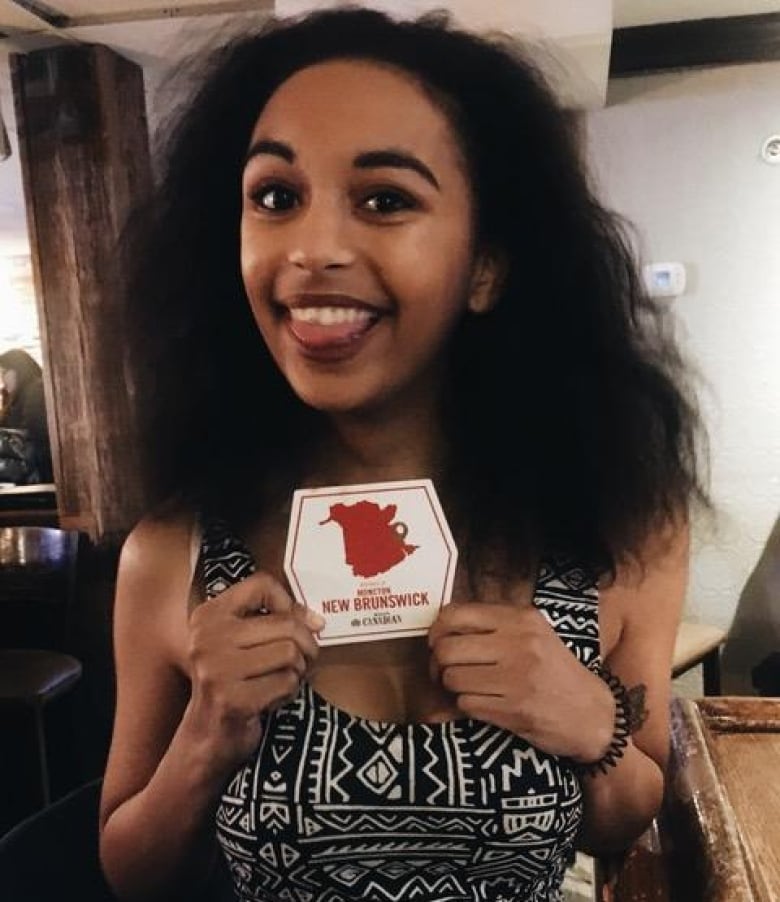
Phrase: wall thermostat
[
  {"left": 761, "top": 135, "right": 780, "bottom": 164},
  {"left": 642, "top": 262, "right": 686, "bottom": 298}
]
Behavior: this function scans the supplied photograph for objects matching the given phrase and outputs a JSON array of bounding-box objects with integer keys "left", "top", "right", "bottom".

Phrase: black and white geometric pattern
[{"left": 201, "top": 521, "right": 600, "bottom": 902}]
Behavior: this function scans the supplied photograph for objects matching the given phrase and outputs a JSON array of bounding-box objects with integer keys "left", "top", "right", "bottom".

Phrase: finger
[
  {"left": 431, "top": 634, "right": 499, "bottom": 668},
  {"left": 429, "top": 653, "right": 440, "bottom": 684},
  {"left": 240, "top": 640, "right": 307, "bottom": 680},
  {"left": 456, "top": 692, "right": 509, "bottom": 721},
  {"left": 237, "top": 572, "right": 298, "bottom": 617},
  {"left": 191, "top": 636, "right": 311, "bottom": 691},
  {"left": 429, "top": 602, "right": 548, "bottom": 646},
  {"left": 202, "top": 571, "right": 295, "bottom": 619},
  {"left": 232, "top": 668, "right": 303, "bottom": 714},
  {"left": 210, "top": 646, "right": 306, "bottom": 685},
  {"left": 428, "top": 603, "right": 501, "bottom": 645},
  {"left": 234, "top": 616, "right": 320, "bottom": 663},
  {"left": 440, "top": 663, "right": 502, "bottom": 696},
  {"left": 292, "top": 603, "right": 326, "bottom": 633}
]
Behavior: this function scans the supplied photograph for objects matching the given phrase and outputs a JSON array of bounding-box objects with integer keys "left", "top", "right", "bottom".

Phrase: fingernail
[{"left": 305, "top": 609, "right": 326, "bottom": 631}]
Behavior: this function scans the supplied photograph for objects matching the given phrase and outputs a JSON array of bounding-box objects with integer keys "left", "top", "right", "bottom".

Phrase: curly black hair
[{"left": 125, "top": 6, "right": 708, "bottom": 579}]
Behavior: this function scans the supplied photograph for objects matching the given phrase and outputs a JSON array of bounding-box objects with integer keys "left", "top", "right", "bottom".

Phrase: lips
[{"left": 278, "top": 295, "right": 385, "bottom": 352}]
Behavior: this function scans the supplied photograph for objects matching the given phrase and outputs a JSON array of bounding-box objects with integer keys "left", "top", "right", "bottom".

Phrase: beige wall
[{"left": 587, "top": 62, "right": 780, "bottom": 692}]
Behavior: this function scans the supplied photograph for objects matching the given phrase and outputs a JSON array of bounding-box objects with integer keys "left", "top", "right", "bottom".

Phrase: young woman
[
  {"left": 0, "top": 347, "right": 53, "bottom": 483},
  {"left": 99, "top": 9, "right": 707, "bottom": 901}
]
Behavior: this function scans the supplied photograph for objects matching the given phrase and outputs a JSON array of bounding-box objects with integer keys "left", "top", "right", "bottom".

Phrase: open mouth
[{"left": 280, "top": 301, "right": 384, "bottom": 350}]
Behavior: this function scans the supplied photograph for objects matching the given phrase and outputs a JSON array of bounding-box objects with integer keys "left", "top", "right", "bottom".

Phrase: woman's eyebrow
[
  {"left": 353, "top": 149, "right": 440, "bottom": 190},
  {"left": 244, "top": 139, "right": 295, "bottom": 165},
  {"left": 243, "top": 140, "right": 440, "bottom": 191}
]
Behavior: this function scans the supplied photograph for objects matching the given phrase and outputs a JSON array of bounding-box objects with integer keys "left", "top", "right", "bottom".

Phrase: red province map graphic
[{"left": 321, "top": 500, "right": 419, "bottom": 578}]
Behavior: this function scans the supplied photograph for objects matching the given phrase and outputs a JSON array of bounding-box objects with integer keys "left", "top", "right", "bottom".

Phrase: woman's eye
[
  {"left": 252, "top": 184, "right": 299, "bottom": 212},
  {"left": 362, "top": 191, "right": 415, "bottom": 214}
]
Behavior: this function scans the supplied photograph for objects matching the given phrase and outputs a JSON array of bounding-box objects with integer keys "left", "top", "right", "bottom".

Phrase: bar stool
[
  {"left": 0, "top": 649, "right": 82, "bottom": 806},
  {"left": 672, "top": 620, "right": 728, "bottom": 695},
  {"left": 0, "top": 526, "right": 83, "bottom": 809}
]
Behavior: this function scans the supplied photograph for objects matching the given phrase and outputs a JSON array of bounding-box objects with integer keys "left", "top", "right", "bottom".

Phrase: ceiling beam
[
  {"left": 5, "top": 0, "right": 66, "bottom": 28},
  {"left": 2, "top": 0, "right": 272, "bottom": 30},
  {"left": 611, "top": 12, "right": 780, "bottom": 77}
]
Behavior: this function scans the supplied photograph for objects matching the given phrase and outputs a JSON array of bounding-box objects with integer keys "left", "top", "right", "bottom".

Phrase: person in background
[
  {"left": 99, "top": 8, "right": 709, "bottom": 902},
  {"left": 0, "top": 347, "right": 53, "bottom": 483}
]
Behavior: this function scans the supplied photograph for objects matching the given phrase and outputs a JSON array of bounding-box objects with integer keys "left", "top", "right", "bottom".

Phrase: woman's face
[
  {"left": 240, "top": 58, "right": 494, "bottom": 417},
  {"left": 1, "top": 368, "right": 16, "bottom": 394}
]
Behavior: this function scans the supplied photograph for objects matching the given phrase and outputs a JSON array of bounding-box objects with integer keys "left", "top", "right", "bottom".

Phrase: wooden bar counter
[
  {"left": 611, "top": 696, "right": 780, "bottom": 901},
  {"left": 0, "top": 483, "right": 58, "bottom": 526}
]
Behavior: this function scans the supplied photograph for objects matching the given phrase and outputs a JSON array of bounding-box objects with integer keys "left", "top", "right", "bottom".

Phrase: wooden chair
[
  {"left": 595, "top": 627, "right": 730, "bottom": 899},
  {"left": 672, "top": 620, "right": 728, "bottom": 696},
  {"left": 0, "top": 526, "right": 84, "bottom": 808},
  {"left": 0, "top": 778, "right": 113, "bottom": 901},
  {"left": 0, "top": 777, "right": 234, "bottom": 901}
]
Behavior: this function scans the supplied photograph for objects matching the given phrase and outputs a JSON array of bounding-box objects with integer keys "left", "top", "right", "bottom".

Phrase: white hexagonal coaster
[{"left": 284, "top": 479, "right": 457, "bottom": 645}]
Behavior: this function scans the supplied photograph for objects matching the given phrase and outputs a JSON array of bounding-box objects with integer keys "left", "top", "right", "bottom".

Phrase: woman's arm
[
  {"left": 99, "top": 516, "right": 226, "bottom": 902},
  {"left": 428, "top": 521, "right": 689, "bottom": 855},
  {"left": 576, "top": 523, "right": 689, "bottom": 854},
  {"left": 99, "top": 515, "right": 322, "bottom": 902}
]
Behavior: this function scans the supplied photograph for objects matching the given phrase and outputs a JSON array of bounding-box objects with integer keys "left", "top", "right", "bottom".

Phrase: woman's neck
[{"left": 313, "top": 401, "right": 446, "bottom": 487}]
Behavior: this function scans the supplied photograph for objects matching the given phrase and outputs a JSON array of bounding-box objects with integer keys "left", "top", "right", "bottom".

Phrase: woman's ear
[{"left": 467, "top": 248, "right": 507, "bottom": 314}]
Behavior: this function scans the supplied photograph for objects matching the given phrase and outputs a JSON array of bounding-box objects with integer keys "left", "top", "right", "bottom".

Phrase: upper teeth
[{"left": 290, "top": 307, "right": 374, "bottom": 325}]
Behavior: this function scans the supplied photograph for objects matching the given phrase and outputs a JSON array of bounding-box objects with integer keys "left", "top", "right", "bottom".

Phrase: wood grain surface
[
  {"left": 11, "top": 43, "right": 151, "bottom": 542},
  {"left": 698, "top": 699, "right": 780, "bottom": 902},
  {"left": 612, "top": 697, "right": 780, "bottom": 901}
]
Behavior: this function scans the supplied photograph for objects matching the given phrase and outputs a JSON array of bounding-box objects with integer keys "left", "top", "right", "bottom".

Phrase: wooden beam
[
  {"left": 5, "top": 0, "right": 68, "bottom": 28},
  {"left": 611, "top": 13, "right": 780, "bottom": 77},
  {"left": 11, "top": 43, "right": 151, "bottom": 542}
]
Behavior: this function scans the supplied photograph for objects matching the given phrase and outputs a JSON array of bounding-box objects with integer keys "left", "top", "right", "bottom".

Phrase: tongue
[{"left": 288, "top": 317, "right": 374, "bottom": 348}]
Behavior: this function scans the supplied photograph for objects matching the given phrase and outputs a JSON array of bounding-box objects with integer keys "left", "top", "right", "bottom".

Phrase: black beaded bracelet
[{"left": 571, "top": 664, "right": 631, "bottom": 778}]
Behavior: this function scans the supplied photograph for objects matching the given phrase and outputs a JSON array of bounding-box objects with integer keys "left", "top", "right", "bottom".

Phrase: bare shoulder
[
  {"left": 599, "top": 518, "right": 690, "bottom": 641},
  {"left": 119, "top": 509, "right": 197, "bottom": 589},
  {"left": 115, "top": 509, "right": 199, "bottom": 673},
  {"left": 100, "top": 510, "right": 198, "bottom": 828}
]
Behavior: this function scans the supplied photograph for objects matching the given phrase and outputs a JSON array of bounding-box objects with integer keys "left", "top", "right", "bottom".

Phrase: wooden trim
[
  {"left": 5, "top": 0, "right": 67, "bottom": 29},
  {"left": 611, "top": 13, "right": 780, "bottom": 77},
  {"left": 3, "top": 0, "right": 273, "bottom": 31},
  {"left": 664, "top": 698, "right": 756, "bottom": 901},
  {"left": 65, "top": 1, "right": 273, "bottom": 28}
]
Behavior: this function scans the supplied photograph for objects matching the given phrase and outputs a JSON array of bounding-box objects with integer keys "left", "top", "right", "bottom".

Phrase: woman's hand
[
  {"left": 185, "top": 572, "right": 323, "bottom": 774},
  {"left": 428, "top": 603, "right": 614, "bottom": 763}
]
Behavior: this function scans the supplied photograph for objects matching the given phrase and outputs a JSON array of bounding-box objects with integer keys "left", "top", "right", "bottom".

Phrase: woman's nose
[{"left": 285, "top": 202, "right": 356, "bottom": 271}]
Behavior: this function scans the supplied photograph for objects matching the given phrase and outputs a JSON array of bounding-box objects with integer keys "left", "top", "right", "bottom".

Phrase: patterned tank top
[{"left": 201, "top": 519, "right": 600, "bottom": 902}]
